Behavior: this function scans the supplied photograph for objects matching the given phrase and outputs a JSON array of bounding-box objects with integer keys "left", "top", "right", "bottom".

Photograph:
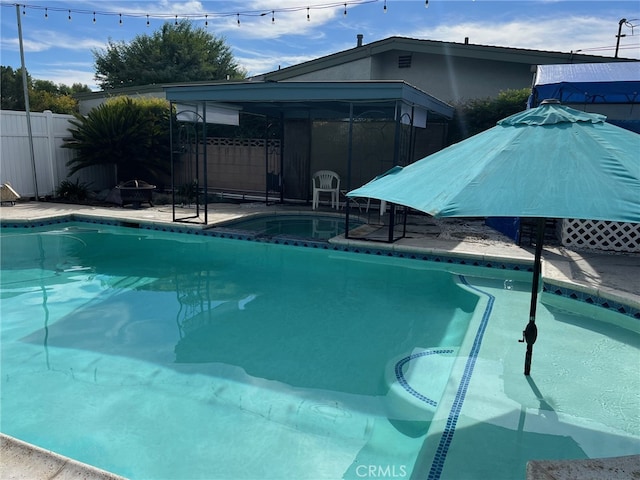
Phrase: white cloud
[
  {"left": 409, "top": 15, "right": 640, "bottom": 58},
  {"left": 30, "top": 67, "right": 98, "bottom": 90},
  {"left": 15, "top": 30, "right": 106, "bottom": 54}
]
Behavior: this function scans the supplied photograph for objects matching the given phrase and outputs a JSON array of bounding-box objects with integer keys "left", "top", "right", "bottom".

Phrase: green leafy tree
[
  {"left": 1, "top": 65, "right": 29, "bottom": 110},
  {"left": 447, "top": 88, "right": 531, "bottom": 144},
  {"left": 93, "top": 20, "right": 246, "bottom": 90},
  {"left": 1, "top": 65, "right": 91, "bottom": 113},
  {"left": 63, "top": 96, "right": 172, "bottom": 183}
]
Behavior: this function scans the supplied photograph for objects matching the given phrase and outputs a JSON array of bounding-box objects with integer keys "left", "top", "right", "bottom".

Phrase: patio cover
[
  {"left": 164, "top": 80, "right": 454, "bottom": 121},
  {"left": 531, "top": 62, "right": 640, "bottom": 104}
]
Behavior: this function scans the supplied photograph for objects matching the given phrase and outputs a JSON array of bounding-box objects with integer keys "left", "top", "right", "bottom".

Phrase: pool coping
[{"left": 1, "top": 433, "right": 127, "bottom": 480}]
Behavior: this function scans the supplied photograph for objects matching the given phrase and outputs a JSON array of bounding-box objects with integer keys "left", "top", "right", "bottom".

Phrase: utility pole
[
  {"left": 615, "top": 18, "right": 627, "bottom": 58},
  {"left": 16, "top": 4, "right": 38, "bottom": 199}
]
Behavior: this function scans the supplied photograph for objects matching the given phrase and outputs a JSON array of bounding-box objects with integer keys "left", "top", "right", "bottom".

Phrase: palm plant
[{"left": 63, "top": 96, "right": 171, "bottom": 183}]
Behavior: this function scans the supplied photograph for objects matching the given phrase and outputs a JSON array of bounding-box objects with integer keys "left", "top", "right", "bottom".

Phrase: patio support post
[
  {"left": 265, "top": 116, "right": 270, "bottom": 205},
  {"left": 345, "top": 103, "right": 354, "bottom": 239},
  {"left": 170, "top": 101, "right": 176, "bottom": 222},
  {"left": 202, "top": 101, "right": 208, "bottom": 224},
  {"left": 522, "top": 217, "right": 544, "bottom": 375},
  {"left": 279, "top": 111, "right": 285, "bottom": 203}
]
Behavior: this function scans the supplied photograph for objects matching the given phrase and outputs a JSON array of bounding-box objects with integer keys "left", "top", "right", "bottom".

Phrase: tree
[
  {"left": 447, "top": 88, "right": 531, "bottom": 144},
  {"left": 93, "top": 20, "right": 246, "bottom": 90},
  {"left": 1, "top": 65, "right": 29, "bottom": 110},
  {"left": 1, "top": 65, "right": 91, "bottom": 113},
  {"left": 63, "top": 96, "right": 172, "bottom": 183}
]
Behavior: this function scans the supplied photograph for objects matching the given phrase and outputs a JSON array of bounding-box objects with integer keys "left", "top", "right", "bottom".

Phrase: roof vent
[
  {"left": 398, "top": 55, "right": 412, "bottom": 68},
  {"left": 357, "top": 34, "right": 363, "bottom": 47}
]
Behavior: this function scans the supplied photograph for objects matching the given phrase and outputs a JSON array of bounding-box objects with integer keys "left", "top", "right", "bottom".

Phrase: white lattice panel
[{"left": 560, "top": 219, "right": 640, "bottom": 253}]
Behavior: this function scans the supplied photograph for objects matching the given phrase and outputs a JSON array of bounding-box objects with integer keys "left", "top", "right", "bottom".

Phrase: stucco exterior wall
[
  {"left": 371, "top": 51, "right": 533, "bottom": 103},
  {"left": 280, "top": 57, "right": 372, "bottom": 81}
]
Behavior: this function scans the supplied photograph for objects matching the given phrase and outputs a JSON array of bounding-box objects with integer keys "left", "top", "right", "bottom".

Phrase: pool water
[
  {"left": 220, "top": 214, "right": 359, "bottom": 240},
  {"left": 0, "top": 223, "right": 474, "bottom": 479},
  {"left": 1, "top": 222, "right": 638, "bottom": 480}
]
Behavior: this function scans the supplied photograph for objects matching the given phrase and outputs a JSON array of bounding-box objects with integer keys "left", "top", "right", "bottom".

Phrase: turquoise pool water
[
  {"left": 1, "top": 222, "right": 638, "bottom": 479},
  {"left": 219, "top": 214, "right": 360, "bottom": 239}
]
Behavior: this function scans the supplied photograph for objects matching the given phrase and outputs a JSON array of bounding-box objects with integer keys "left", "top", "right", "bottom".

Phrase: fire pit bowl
[{"left": 116, "top": 180, "right": 156, "bottom": 208}]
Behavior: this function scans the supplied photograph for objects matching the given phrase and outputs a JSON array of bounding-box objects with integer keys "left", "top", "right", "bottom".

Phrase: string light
[
  {"left": 425, "top": 0, "right": 429, "bottom": 8},
  {"left": 3, "top": 1, "right": 387, "bottom": 28}
]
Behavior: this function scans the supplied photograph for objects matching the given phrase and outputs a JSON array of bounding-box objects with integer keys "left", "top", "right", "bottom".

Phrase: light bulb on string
[
  {"left": 175, "top": 15, "right": 178, "bottom": 25},
  {"left": 343, "top": 4, "right": 347, "bottom": 16},
  {"left": 272, "top": 10, "right": 275, "bottom": 24},
  {"left": 119, "top": 13, "right": 123, "bottom": 25},
  {"left": 307, "top": 7, "right": 310, "bottom": 21},
  {"left": 205, "top": 14, "right": 208, "bottom": 27},
  {"left": 425, "top": 0, "right": 429, "bottom": 8},
  {"left": 383, "top": 0, "right": 387, "bottom": 13},
  {"left": 146, "top": 14, "right": 150, "bottom": 27},
  {"left": 22, "top": 5, "right": 25, "bottom": 15},
  {"left": 93, "top": 11, "right": 96, "bottom": 23},
  {"left": 237, "top": 13, "right": 240, "bottom": 26},
  {"left": 68, "top": 10, "right": 71, "bottom": 21}
]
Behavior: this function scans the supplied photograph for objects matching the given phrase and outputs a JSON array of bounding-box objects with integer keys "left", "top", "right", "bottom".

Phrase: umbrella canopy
[
  {"left": 348, "top": 102, "right": 640, "bottom": 223},
  {"left": 348, "top": 101, "right": 640, "bottom": 375}
]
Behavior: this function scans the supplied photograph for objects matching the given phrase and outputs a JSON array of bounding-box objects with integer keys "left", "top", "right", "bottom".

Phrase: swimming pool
[
  {"left": 1, "top": 221, "right": 638, "bottom": 479},
  {"left": 217, "top": 214, "right": 361, "bottom": 240}
]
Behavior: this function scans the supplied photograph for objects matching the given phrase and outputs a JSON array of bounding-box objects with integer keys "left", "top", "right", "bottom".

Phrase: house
[
  {"left": 254, "top": 36, "right": 633, "bottom": 104},
  {"left": 72, "top": 37, "right": 634, "bottom": 211}
]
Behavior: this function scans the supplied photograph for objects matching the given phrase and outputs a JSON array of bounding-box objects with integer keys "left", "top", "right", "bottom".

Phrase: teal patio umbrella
[{"left": 348, "top": 100, "right": 640, "bottom": 375}]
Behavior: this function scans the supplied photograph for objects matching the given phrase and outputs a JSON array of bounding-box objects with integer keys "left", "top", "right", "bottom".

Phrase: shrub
[
  {"left": 56, "top": 178, "right": 92, "bottom": 202},
  {"left": 63, "top": 96, "right": 171, "bottom": 183}
]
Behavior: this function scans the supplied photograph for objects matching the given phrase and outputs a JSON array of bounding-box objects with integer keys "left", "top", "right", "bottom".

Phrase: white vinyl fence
[{"left": 0, "top": 110, "right": 113, "bottom": 198}]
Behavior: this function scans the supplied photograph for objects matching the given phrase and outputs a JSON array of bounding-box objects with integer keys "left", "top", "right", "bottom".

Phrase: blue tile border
[
  {"left": 395, "top": 349, "right": 456, "bottom": 408},
  {"left": 2, "top": 215, "right": 637, "bottom": 319},
  {"left": 427, "top": 275, "right": 495, "bottom": 480},
  {"left": 543, "top": 284, "right": 640, "bottom": 319}
]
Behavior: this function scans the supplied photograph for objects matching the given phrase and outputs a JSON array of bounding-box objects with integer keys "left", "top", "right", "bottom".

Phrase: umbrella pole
[{"left": 521, "top": 217, "right": 545, "bottom": 375}]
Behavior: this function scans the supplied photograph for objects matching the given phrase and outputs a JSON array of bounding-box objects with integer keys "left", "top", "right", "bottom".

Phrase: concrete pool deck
[{"left": 1, "top": 200, "right": 638, "bottom": 480}]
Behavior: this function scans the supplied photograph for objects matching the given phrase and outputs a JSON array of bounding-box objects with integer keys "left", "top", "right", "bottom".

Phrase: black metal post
[
  {"left": 615, "top": 18, "right": 627, "bottom": 58},
  {"left": 170, "top": 102, "right": 176, "bottom": 222},
  {"left": 520, "top": 217, "right": 545, "bottom": 375},
  {"left": 345, "top": 103, "right": 354, "bottom": 239},
  {"left": 202, "top": 102, "right": 208, "bottom": 224}
]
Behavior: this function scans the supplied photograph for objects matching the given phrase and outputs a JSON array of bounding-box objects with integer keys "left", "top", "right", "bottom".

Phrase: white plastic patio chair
[{"left": 312, "top": 170, "right": 340, "bottom": 210}]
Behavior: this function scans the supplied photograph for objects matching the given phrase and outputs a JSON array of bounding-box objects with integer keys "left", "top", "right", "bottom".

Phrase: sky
[{"left": 1, "top": 0, "right": 639, "bottom": 91}]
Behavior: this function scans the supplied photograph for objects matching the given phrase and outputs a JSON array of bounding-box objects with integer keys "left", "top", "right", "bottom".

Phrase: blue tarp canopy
[{"left": 532, "top": 62, "right": 640, "bottom": 104}]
